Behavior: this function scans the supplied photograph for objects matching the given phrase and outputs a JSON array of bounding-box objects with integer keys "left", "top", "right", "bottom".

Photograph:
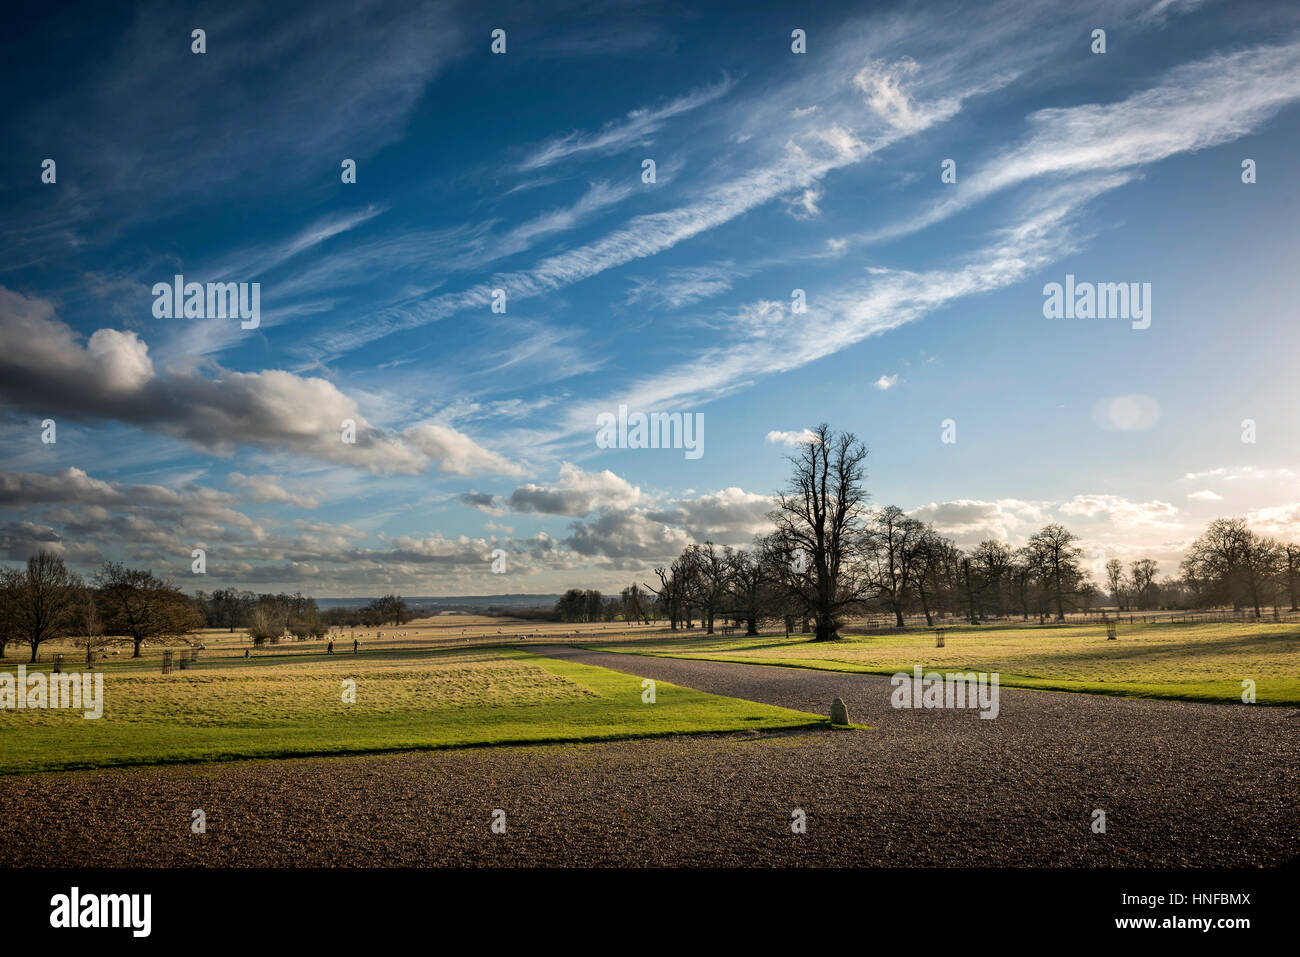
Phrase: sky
[{"left": 2, "top": 0, "right": 1299, "bottom": 597}]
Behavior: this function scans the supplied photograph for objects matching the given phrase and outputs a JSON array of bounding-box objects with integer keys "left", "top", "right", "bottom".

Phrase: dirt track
[{"left": 1, "top": 649, "right": 1296, "bottom": 867}]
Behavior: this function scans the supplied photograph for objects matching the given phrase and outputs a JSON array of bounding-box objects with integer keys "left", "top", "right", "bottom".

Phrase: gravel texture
[{"left": 1, "top": 647, "right": 1295, "bottom": 867}]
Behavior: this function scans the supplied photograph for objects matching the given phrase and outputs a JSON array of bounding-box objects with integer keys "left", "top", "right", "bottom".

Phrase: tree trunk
[
  {"left": 745, "top": 617, "right": 758, "bottom": 636},
  {"left": 813, "top": 620, "right": 837, "bottom": 642},
  {"left": 133, "top": 637, "right": 144, "bottom": 658}
]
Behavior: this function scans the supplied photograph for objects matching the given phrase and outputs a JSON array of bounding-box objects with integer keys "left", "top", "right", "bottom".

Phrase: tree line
[
  {"left": 553, "top": 586, "right": 652, "bottom": 623},
  {"left": 194, "top": 589, "right": 411, "bottom": 638},
  {"left": 564, "top": 425, "right": 1300, "bottom": 639},
  {"left": 0, "top": 554, "right": 412, "bottom": 662},
  {"left": 0, "top": 554, "right": 205, "bottom": 662}
]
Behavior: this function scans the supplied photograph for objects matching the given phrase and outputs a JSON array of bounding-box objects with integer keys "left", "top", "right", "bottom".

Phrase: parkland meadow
[
  {"left": 590, "top": 619, "right": 1300, "bottom": 707},
  {"left": 0, "top": 645, "right": 824, "bottom": 774}
]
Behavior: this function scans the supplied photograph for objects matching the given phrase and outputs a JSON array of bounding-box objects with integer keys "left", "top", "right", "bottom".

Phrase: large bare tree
[
  {"left": 1026, "top": 523, "right": 1085, "bottom": 621},
  {"left": 865, "top": 505, "right": 927, "bottom": 627},
  {"left": 770, "top": 424, "right": 871, "bottom": 641},
  {"left": 1181, "top": 517, "right": 1253, "bottom": 612},
  {"left": 96, "top": 562, "right": 204, "bottom": 658},
  {"left": 3, "top": 551, "right": 84, "bottom": 662}
]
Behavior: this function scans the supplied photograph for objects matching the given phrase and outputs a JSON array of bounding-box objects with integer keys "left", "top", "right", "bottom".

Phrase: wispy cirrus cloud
[
  {"left": 858, "top": 37, "right": 1300, "bottom": 245},
  {"left": 541, "top": 172, "right": 1122, "bottom": 448},
  {"left": 626, "top": 263, "right": 742, "bottom": 309},
  {"left": 514, "top": 75, "right": 735, "bottom": 172}
]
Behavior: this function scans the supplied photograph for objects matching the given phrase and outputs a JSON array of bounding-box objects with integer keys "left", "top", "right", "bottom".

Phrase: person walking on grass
[
  {"left": 353, "top": 639, "right": 359, "bottom": 654},
  {"left": 327, "top": 639, "right": 334, "bottom": 655}
]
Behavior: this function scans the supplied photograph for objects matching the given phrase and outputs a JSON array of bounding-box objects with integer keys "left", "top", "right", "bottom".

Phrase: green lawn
[
  {"left": 590, "top": 620, "right": 1300, "bottom": 707},
  {"left": 0, "top": 647, "right": 825, "bottom": 774}
]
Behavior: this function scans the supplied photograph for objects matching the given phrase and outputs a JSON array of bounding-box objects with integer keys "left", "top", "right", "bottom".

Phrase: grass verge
[
  {"left": 0, "top": 647, "right": 826, "bottom": 774},
  {"left": 587, "top": 621, "right": 1300, "bottom": 707}
]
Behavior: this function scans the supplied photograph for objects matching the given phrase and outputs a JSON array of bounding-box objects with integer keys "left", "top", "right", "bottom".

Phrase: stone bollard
[{"left": 830, "top": 697, "right": 849, "bottom": 725}]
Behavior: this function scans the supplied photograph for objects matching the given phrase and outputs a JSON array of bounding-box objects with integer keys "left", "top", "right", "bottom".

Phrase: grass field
[
  {"left": 0, "top": 645, "right": 824, "bottom": 774},
  {"left": 11, "top": 612, "right": 668, "bottom": 667},
  {"left": 591, "top": 620, "right": 1300, "bottom": 707}
]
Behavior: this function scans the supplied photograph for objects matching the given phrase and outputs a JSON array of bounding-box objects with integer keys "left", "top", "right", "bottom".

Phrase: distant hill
[{"left": 315, "top": 594, "right": 561, "bottom": 613}]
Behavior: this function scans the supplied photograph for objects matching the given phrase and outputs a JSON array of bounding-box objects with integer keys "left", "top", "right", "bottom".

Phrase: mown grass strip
[{"left": 0, "top": 646, "right": 826, "bottom": 774}]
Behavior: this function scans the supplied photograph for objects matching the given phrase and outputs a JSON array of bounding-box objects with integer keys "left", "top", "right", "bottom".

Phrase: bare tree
[
  {"left": 755, "top": 533, "right": 805, "bottom": 638},
  {"left": 77, "top": 589, "right": 111, "bottom": 666},
  {"left": 959, "top": 555, "right": 981, "bottom": 624},
  {"left": 0, "top": 569, "right": 16, "bottom": 659},
  {"left": 4, "top": 552, "right": 84, "bottom": 662},
  {"left": 1240, "top": 534, "right": 1281, "bottom": 618},
  {"left": 689, "top": 542, "right": 731, "bottom": 634},
  {"left": 1285, "top": 544, "right": 1300, "bottom": 612},
  {"left": 1105, "top": 558, "right": 1126, "bottom": 611},
  {"left": 770, "top": 424, "right": 871, "bottom": 641},
  {"left": 1018, "top": 538, "right": 1054, "bottom": 622},
  {"left": 644, "top": 567, "right": 681, "bottom": 630},
  {"left": 619, "top": 584, "right": 649, "bottom": 623},
  {"left": 972, "top": 540, "right": 1013, "bottom": 618},
  {"left": 1181, "top": 518, "right": 1252, "bottom": 611},
  {"left": 865, "top": 505, "right": 927, "bottom": 627},
  {"left": 1026, "top": 523, "right": 1085, "bottom": 621},
  {"left": 1129, "top": 559, "right": 1159, "bottom": 610},
  {"left": 726, "top": 547, "right": 773, "bottom": 636},
  {"left": 913, "top": 532, "right": 958, "bottom": 625},
  {"left": 96, "top": 562, "right": 204, "bottom": 657},
  {"left": 671, "top": 550, "right": 700, "bottom": 628},
  {"left": 1009, "top": 556, "right": 1034, "bottom": 621}
]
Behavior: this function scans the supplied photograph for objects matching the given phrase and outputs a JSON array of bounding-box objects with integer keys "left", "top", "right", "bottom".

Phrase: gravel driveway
[{"left": 0, "top": 647, "right": 1295, "bottom": 867}]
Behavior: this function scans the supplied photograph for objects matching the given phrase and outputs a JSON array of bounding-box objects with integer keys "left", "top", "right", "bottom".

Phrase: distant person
[
  {"left": 353, "top": 639, "right": 359, "bottom": 654},
  {"left": 327, "top": 639, "right": 334, "bottom": 655},
  {"left": 244, "top": 648, "right": 250, "bottom": 659}
]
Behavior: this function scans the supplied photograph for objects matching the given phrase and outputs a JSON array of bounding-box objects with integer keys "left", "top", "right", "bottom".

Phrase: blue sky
[{"left": 2, "top": 0, "right": 1299, "bottom": 595}]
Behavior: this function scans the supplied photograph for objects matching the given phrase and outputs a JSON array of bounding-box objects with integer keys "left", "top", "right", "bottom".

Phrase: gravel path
[{"left": 1, "top": 648, "right": 1295, "bottom": 867}]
